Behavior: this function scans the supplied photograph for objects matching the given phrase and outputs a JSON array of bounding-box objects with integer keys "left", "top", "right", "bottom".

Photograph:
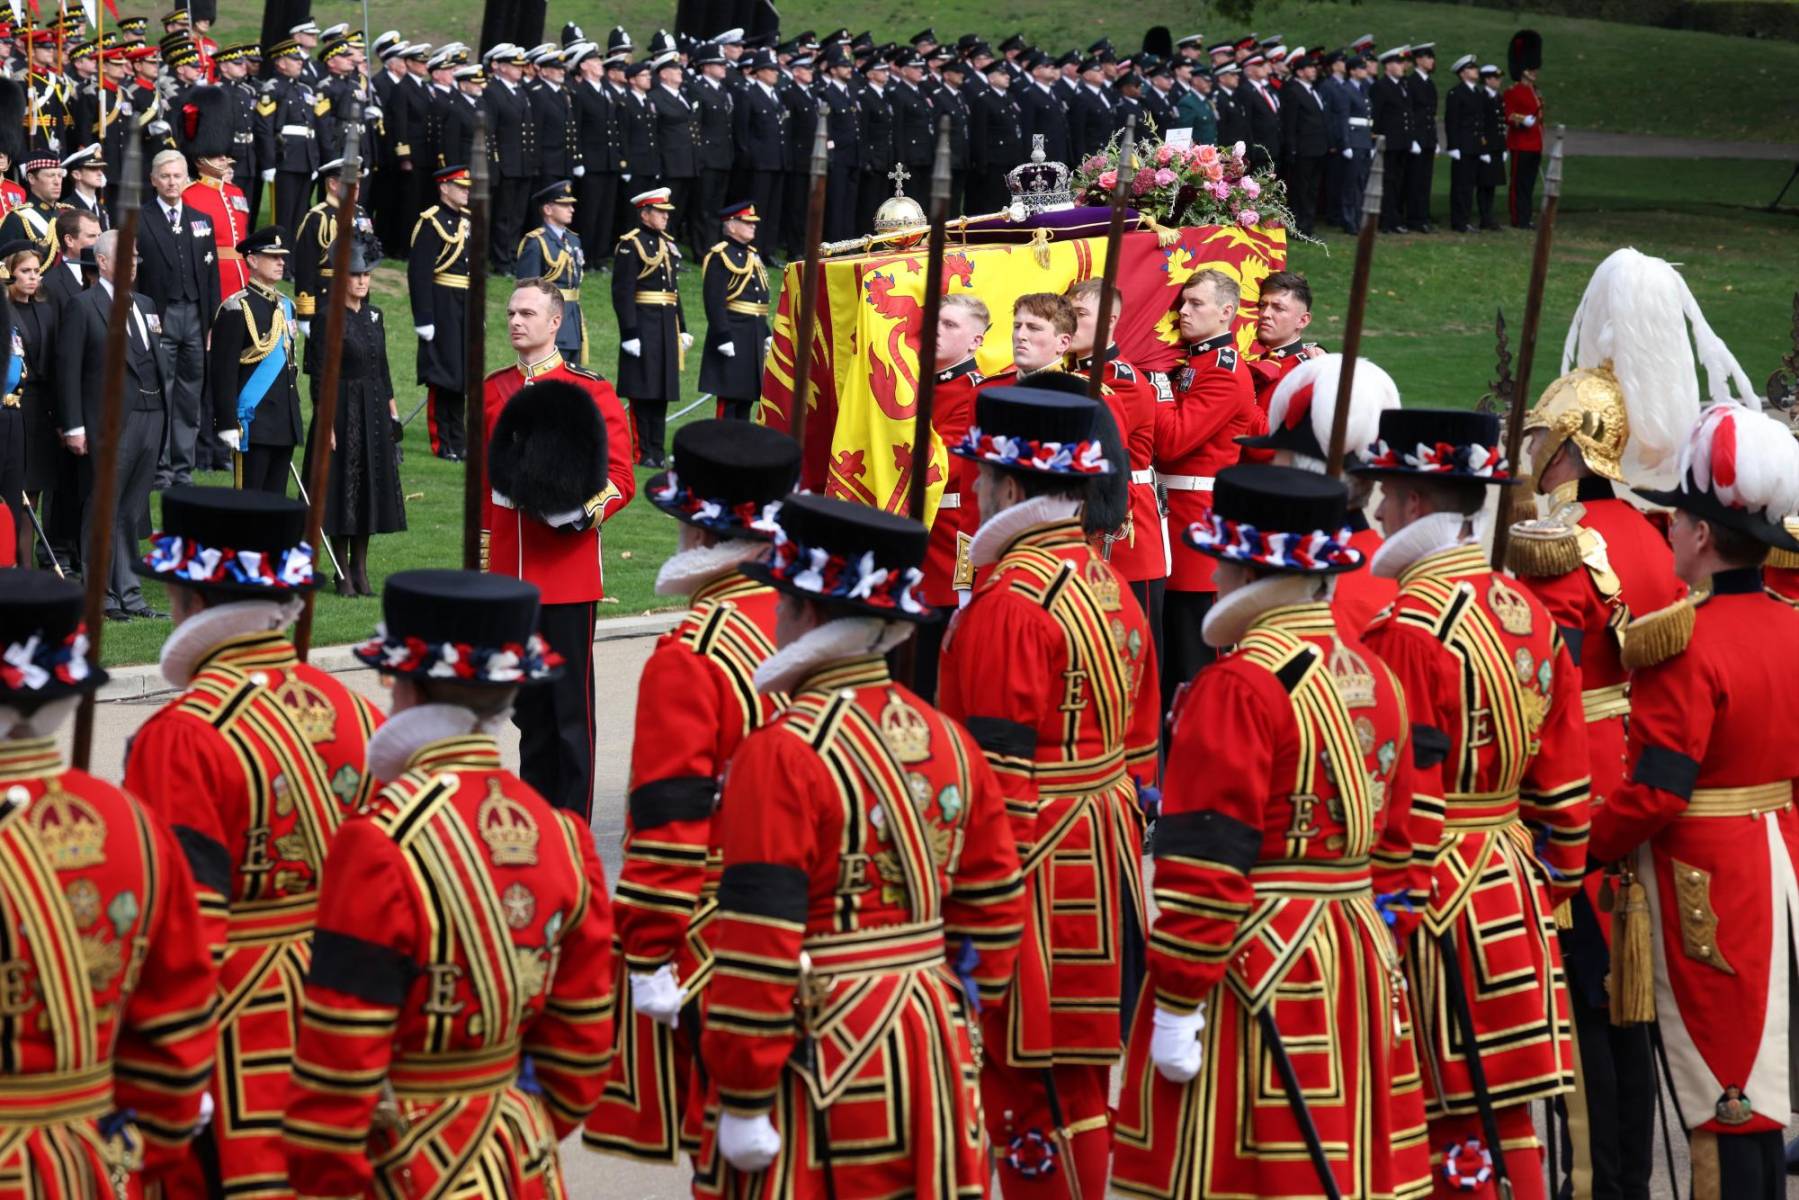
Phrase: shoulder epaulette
[
  {"left": 1620, "top": 593, "right": 1705, "bottom": 671},
  {"left": 1506, "top": 517, "right": 1582, "bottom": 578},
  {"left": 1769, "top": 521, "right": 1799, "bottom": 571},
  {"left": 1113, "top": 360, "right": 1137, "bottom": 381},
  {"left": 562, "top": 362, "right": 602, "bottom": 380},
  {"left": 1217, "top": 346, "right": 1238, "bottom": 370}
]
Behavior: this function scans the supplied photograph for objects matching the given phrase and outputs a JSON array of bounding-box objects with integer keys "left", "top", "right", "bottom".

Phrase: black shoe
[
  {"left": 1480, "top": 221, "right": 1502, "bottom": 231},
  {"left": 127, "top": 607, "right": 166, "bottom": 621},
  {"left": 104, "top": 607, "right": 132, "bottom": 622},
  {"left": 336, "top": 577, "right": 357, "bottom": 598},
  {"left": 1413, "top": 223, "right": 1435, "bottom": 233},
  {"left": 1452, "top": 224, "right": 1474, "bottom": 233},
  {"left": 1786, "top": 1135, "right": 1799, "bottom": 1174}
]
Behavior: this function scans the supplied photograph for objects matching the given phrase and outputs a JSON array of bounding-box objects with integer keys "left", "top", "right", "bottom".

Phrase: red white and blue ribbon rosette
[
  {"left": 353, "top": 623, "right": 565, "bottom": 683},
  {"left": 762, "top": 524, "right": 930, "bottom": 617},
  {"left": 145, "top": 534, "right": 316, "bottom": 590},
  {"left": 1440, "top": 1137, "right": 1494, "bottom": 1191},
  {"left": 1185, "top": 510, "right": 1363, "bottom": 573},
  {"left": 955, "top": 426, "right": 1111, "bottom": 476},
  {"left": 649, "top": 470, "right": 783, "bottom": 536},
  {"left": 1364, "top": 439, "right": 1510, "bottom": 480},
  {"left": 0, "top": 626, "right": 92, "bottom": 691}
]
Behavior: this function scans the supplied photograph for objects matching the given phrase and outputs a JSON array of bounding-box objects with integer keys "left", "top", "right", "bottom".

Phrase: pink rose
[
  {"left": 1238, "top": 210, "right": 1260, "bottom": 226},
  {"left": 1098, "top": 169, "right": 1118, "bottom": 190},
  {"left": 1084, "top": 155, "right": 1108, "bottom": 173},
  {"left": 1241, "top": 177, "right": 1261, "bottom": 199},
  {"left": 1193, "top": 144, "right": 1219, "bottom": 165},
  {"left": 1204, "top": 162, "right": 1225, "bottom": 183},
  {"left": 1156, "top": 144, "right": 1173, "bottom": 165},
  {"left": 1154, "top": 167, "right": 1177, "bottom": 187},
  {"left": 1208, "top": 180, "right": 1231, "bottom": 200}
]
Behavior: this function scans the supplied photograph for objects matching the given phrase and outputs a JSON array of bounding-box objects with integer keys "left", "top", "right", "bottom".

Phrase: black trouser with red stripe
[
  {"left": 1510, "top": 150, "right": 1541, "bottom": 226},
  {"left": 427, "top": 386, "right": 466, "bottom": 458},
  {"left": 514, "top": 599, "right": 596, "bottom": 819}
]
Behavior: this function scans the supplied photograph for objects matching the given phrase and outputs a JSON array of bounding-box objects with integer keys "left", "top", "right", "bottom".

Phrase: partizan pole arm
[
  {"left": 295, "top": 103, "right": 364, "bottom": 661},
  {"left": 787, "top": 102, "right": 830, "bottom": 461},
  {"left": 1088, "top": 116, "right": 1135, "bottom": 406},
  {"left": 72, "top": 135, "right": 144, "bottom": 771},
  {"left": 1324, "top": 136, "right": 1386, "bottom": 479},
  {"left": 1490, "top": 128, "right": 1565, "bottom": 570},
  {"left": 462, "top": 113, "right": 491, "bottom": 571},
  {"left": 907, "top": 116, "right": 952, "bottom": 523}
]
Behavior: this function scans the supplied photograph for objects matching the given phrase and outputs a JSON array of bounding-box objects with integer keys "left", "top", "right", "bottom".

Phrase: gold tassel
[
  {"left": 1620, "top": 594, "right": 1700, "bottom": 670},
  {"left": 1608, "top": 863, "right": 1656, "bottom": 1026},
  {"left": 1553, "top": 898, "right": 1573, "bottom": 930},
  {"left": 1142, "top": 215, "right": 1180, "bottom": 248},
  {"left": 1029, "top": 227, "right": 1051, "bottom": 268},
  {"left": 1506, "top": 519, "right": 1582, "bottom": 578}
]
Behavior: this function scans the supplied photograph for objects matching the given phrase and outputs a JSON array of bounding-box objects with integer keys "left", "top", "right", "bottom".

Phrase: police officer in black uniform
[
  {"left": 254, "top": 38, "right": 325, "bottom": 242},
  {"left": 699, "top": 200, "right": 768, "bottom": 420},
  {"left": 734, "top": 49, "right": 788, "bottom": 258},
  {"left": 817, "top": 45, "right": 863, "bottom": 240},
  {"left": 856, "top": 54, "right": 896, "bottom": 233},
  {"left": 889, "top": 50, "right": 935, "bottom": 200},
  {"left": 613, "top": 187, "right": 687, "bottom": 467},
  {"left": 968, "top": 55, "right": 1023, "bottom": 213}
]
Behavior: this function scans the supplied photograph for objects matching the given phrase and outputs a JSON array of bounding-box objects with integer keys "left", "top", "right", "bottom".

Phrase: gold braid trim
[
  {"left": 1768, "top": 521, "right": 1799, "bottom": 570},
  {"left": 1620, "top": 592, "right": 1705, "bottom": 671},
  {"left": 1506, "top": 519, "right": 1582, "bottom": 578}
]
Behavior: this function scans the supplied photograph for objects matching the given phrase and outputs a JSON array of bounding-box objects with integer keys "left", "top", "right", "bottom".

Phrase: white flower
[{"left": 5, "top": 636, "right": 47, "bottom": 690}]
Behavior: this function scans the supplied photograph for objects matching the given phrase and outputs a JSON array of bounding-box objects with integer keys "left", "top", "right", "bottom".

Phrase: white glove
[
  {"left": 219, "top": 429, "right": 241, "bottom": 451},
  {"left": 679, "top": 332, "right": 694, "bottom": 351},
  {"left": 195, "top": 1092, "right": 215, "bottom": 1134},
  {"left": 1522, "top": 114, "right": 1536, "bottom": 128},
  {"left": 1341, "top": 147, "right": 1353, "bottom": 159},
  {"left": 622, "top": 338, "right": 642, "bottom": 357},
  {"left": 574, "top": 164, "right": 586, "bottom": 177},
  {"left": 1479, "top": 153, "right": 1491, "bottom": 163},
  {"left": 1150, "top": 1004, "right": 1206, "bottom": 1083},
  {"left": 298, "top": 319, "right": 312, "bottom": 337},
  {"left": 1409, "top": 140, "right": 1421, "bottom": 154},
  {"left": 718, "top": 341, "right": 735, "bottom": 358},
  {"left": 261, "top": 168, "right": 276, "bottom": 183},
  {"left": 147, "top": 120, "right": 170, "bottom": 137},
  {"left": 763, "top": 336, "right": 772, "bottom": 355},
  {"left": 1448, "top": 148, "right": 1461, "bottom": 161},
  {"left": 629, "top": 964, "right": 686, "bottom": 1027},
  {"left": 717, "top": 1112, "right": 781, "bottom": 1171},
  {"left": 366, "top": 105, "right": 383, "bottom": 120},
  {"left": 622, "top": 172, "right": 633, "bottom": 182},
  {"left": 416, "top": 324, "right": 435, "bottom": 341}
]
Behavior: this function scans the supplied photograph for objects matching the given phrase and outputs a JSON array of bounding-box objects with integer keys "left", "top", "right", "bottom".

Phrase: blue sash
[
  {"left": 4, "top": 328, "right": 21, "bottom": 395},
  {"left": 236, "top": 295, "right": 294, "bottom": 445}
]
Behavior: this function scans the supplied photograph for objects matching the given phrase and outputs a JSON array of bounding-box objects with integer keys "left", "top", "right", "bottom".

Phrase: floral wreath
[
  {"left": 145, "top": 533, "right": 315, "bottom": 590},
  {"left": 955, "top": 426, "right": 1110, "bottom": 476},
  {"left": 650, "top": 470, "right": 782, "bottom": 536},
  {"left": 1003, "top": 1129, "right": 1059, "bottom": 1179},
  {"left": 1364, "top": 440, "right": 1510, "bottom": 480},
  {"left": 1185, "top": 511, "right": 1361, "bottom": 572},
  {"left": 0, "top": 626, "right": 92, "bottom": 691},
  {"left": 1440, "top": 1137, "right": 1494, "bottom": 1191},
  {"left": 353, "top": 622, "right": 564, "bottom": 683},
  {"left": 763, "top": 525, "right": 929, "bottom": 617}
]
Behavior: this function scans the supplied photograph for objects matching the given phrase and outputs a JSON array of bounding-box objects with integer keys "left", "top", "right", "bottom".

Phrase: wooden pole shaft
[
  {"left": 787, "top": 103, "right": 831, "bottom": 468},
  {"left": 907, "top": 117, "right": 952, "bottom": 523},
  {"left": 1325, "top": 136, "right": 1387, "bottom": 480},
  {"left": 462, "top": 116, "right": 491, "bottom": 570},
  {"left": 1088, "top": 118, "right": 1136, "bottom": 406}
]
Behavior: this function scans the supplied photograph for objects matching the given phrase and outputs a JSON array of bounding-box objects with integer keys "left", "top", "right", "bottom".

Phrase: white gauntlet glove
[
  {"left": 298, "top": 319, "right": 312, "bottom": 337},
  {"left": 262, "top": 168, "right": 276, "bottom": 183},
  {"left": 416, "top": 324, "right": 435, "bottom": 341},
  {"left": 219, "top": 429, "right": 241, "bottom": 451},
  {"left": 679, "top": 332, "right": 694, "bottom": 351},
  {"left": 1522, "top": 114, "right": 1536, "bottom": 128},
  {"left": 718, "top": 1112, "right": 781, "bottom": 1171},
  {"left": 621, "top": 338, "right": 642, "bottom": 357},
  {"left": 573, "top": 164, "right": 586, "bottom": 177},
  {"left": 629, "top": 963, "right": 687, "bottom": 1027},
  {"left": 1150, "top": 1004, "right": 1206, "bottom": 1083},
  {"left": 718, "top": 341, "right": 735, "bottom": 358},
  {"left": 1479, "top": 153, "right": 1491, "bottom": 163},
  {"left": 1409, "top": 140, "right": 1421, "bottom": 154},
  {"left": 1448, "top": 148, "right": 1461, "bottom": 160},
  {"left": 1342, "top": 146, "right": 1353, "bottom": 159}
]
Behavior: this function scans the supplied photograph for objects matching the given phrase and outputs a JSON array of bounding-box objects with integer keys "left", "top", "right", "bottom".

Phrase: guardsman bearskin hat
[
  {"left": 487, "top": 379, "right": 609, "bottom": 527},
  {"left": 1508, "top": 29, "right": 1541, "bottom": 81},
  {"left": 181, "top": 85, "right": 234, "bottom": 161}
]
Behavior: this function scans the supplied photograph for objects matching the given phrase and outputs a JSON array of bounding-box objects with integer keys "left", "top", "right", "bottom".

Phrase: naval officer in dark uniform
[
  {"left": 613, "top": 187, "right": 687, "bottom": 467},
  {"left": 698, "top": 200, "right": 768, "bottom": 421},
  {"left": 516, "top": 179, "right": 587, "bottom": 363}
]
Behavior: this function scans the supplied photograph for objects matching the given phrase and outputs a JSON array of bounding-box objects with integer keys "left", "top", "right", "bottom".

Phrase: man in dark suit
[
  {"left": 571, "top": 45, "right": 624, "bottom": 262},
  {"left": 1017, "top": 51, "right": 1070, "bottom": 167},
  {"left": 1405, "top": 43, "right": 1438, "bottom": 231},
  {"left": 138, "top": 148, "right": 221, "bottom": 491},
  {"left": 1278, "top": 54, "right": 1329, "bottom": 237},
  {"left": 482, "top": 44, "right": 538, "bottom": 271},
  {"left": 818, "top": 47, "right": 863, "bottom": 240},
  {"left": 1370, "top": 47, "right": 1416, "bottom": 233},
  {"left": 1241, "top": 53, "right": 1281, "bottom": 171},
  {"left": 1444, "top": 53, "right": 1482, "bottom": 232},
  {"left": 42, "top": 209, "right": 98, "bottom": 310},
  {"left": 649, "top": 52, "right": 700, "bottom": 254},
  {"left": 690, "top": 42, "right": 736, "bottom": 251},
  {"left": 733, "top": 50, "right": 789, "bottom": 257},
  {"left": 57, "top": 228, "right": 169, "bottom": 620}
]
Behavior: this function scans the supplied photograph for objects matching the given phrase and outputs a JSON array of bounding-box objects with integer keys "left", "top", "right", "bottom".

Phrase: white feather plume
[
  {"left": 1268, "top": 353, "right": 1401, "bottom": 465},
  {"left": 1560, "top": 248, "right": 1755, "bottom": 491},
  {"left": 1677, "top": 403, "right": 1799, "bottom": 523}
]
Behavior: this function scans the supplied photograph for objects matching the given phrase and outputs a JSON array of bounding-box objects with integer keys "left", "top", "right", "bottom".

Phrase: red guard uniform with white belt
[
  {"left": 123, "top": 629, "right": 357, "bottom": 1195},
  {"left": 183, "top": 173, "right": 251, "bottom": 298},
  {"left": 693, "top": 654, "right": 1026, "bottom": 1199},
  {"left": 1071, "top": 346, "right": 1166, "bottom": 585},
  {"left": 1156, "top": 334, "right": 1262, "bottom": 595},
  {"left": 585, "top": 571, "right": 782, "bottom": 1161},
  {"left": 284, "top": 732, "right": 617, "bottom": 1197},
  {"left": 1112, "top": 602, "right": 1431, "bottom": 1200},
  {"left": 938, "top": 513, "right": 1159, "bottom": 1200},
  {"left": 920, "top": 359, "right": 985, "bottom": 607},
  {"left": 0, "top": 738, "right": 218, "bottom": 1198},
  {"left": 1362, "top": 541, "right": 1591, "bottom": 1197}
]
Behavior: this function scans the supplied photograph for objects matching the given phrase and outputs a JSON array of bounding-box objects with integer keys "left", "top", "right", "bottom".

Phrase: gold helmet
[{"left": 1524, "top": 248, "right": 1755, "bottom": 495}]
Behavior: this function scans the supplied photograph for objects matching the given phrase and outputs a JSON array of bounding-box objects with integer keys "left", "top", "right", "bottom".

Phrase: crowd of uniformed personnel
[{"left": 1, "top": 10, "right": 1799, "bottom": 1200}]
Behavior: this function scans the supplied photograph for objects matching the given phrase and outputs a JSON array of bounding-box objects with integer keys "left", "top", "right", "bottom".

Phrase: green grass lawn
[
  {"left": 92, "top": 150, "right": 1796, "bottom": 665},
  {"left": 205, "top": 0, "right": 1799, "bottom": 142}
]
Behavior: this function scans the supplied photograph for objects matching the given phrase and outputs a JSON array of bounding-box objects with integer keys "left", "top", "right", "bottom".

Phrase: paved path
[{"left": 1564, "top": 129, "right": 1799, "bottom": 161}]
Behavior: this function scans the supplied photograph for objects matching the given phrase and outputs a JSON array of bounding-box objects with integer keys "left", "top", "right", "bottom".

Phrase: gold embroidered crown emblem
[
  {"left": 1329, "top": 640, "right": 1377, "bottom": 709},
  {"left": 276, "top": 679, "right": 337, "bottom": 744},
  {"left": 880, "top": 694, "right": 933, "bottom": 764},
  {"left": 476, "top": 778, "right": 540, "bottom": 867},
  {"left": 1486, "top": 577, "right": 1535, "bottom": 637},
  {"left": 31, "top": 781, "right": 107, "bottom": 870},
  {"left": 1084, "top": 558, "right": 1122, "bottom": 612}
]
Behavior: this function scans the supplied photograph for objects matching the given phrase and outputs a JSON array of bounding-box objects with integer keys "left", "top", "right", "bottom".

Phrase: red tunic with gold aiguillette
[
  {"left": 122, "top": 630, "right": 348, "bottom": 1198},
  {"left": 284, "top": 734, "right": 617, "bottom": 1198},
  {"left": 1112, "top": 604, "right": 1431, "bottom": 1200},
  {"left": 482, "top": 353, "right": 637, "bottom": 606},
  {"left": 693, "top": 655, "right": 1025, "bottom": 1200},
  {"left": 1588, "top": 570, "right": 1799, "bottom": 1137},
  {"left": 1361, "top": 543, "right": 1592, "bottom": 1119},
  {"left": 585, "top": 571, "right": 782, "bottom": 1162},
  {"left": 920, "top": 362, "right": 984, "bottom": 607},
  {"left": 1156, "top": 334, "right": 1263, "bottom": 593},
  {"left": 938, "top": 516, "right": 1160, "bottom": 1067},
  {"left": 1072, "top": 348, "right": 1167, "bottom": 585},
  {"left": 0, "top": 739, "right": 218, "bottom": 1199},
  {"left": 183, "top": 174, "right": 251, "bottom": 299}
]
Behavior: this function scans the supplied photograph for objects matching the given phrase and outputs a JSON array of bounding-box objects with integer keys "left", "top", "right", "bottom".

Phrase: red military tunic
[
  {"left": 1588, "top": 570, "right": 1799, "bottom": 1140},
  {"left": 1113, "top": 602, "right": 1431, "bottom": 1200},
  {"left": 1156, "top": 334, "right": 1262, "bottom": 594},
  {"left": 693, "top": 653, "right": 1026, "bottom": 1199},
  {"left": 123, "top": 628, "right": 356, "bottom": 1194},
  {"left": 1362, "top": 541, "right": 1591, "bottom": 1188},
  {"left": 1071, "top": 347, "right": 1167, "bottom": 585},
  {"left": 0, "top": 181, "right": 24, "bottom": 217},
  {"left": 1504, "top": 82, "right": 1544, "bottom": 154},
  {"left": 920, "top": 360, "right": 984, "bottom": 607},
  {"left": 183, "top": 173, "right": 251, "bottom": 299},
  {"left": 482, "top": 352, "right": 637, "bottom": 605},
  {"left": 585, "top": 570, "right": 782, "bottom": 1161},
  {"left": 1334, "top": 518, "right": 1397, "bottom": 637},
  {"left": 284, "top": 732, "right": 617, "bottom": 1196},
  {"left": 0, "top": 737, "right": 218, "bottom": 1197},
  {"left": 1246, "top": 338, "right": 1319, "bottom": 408}
]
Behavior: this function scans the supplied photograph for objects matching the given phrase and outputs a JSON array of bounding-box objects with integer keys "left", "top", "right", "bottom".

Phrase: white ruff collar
[
  {"left": 753, "top": 617, "right": 912, "bottom": 695},
  {"left": 1201, "top": 575, "right": 1330, "bottom": 648},
  {"left": 969, "top": 494, "right": 1084, "bottom": 568},
  {"left": 1368, "top": 511, "right": 1476, "bottom": 579},
  {"left": 365, "top": 703, "right": 512, "bottom": 783},
  {"left": 160, "top": 599, "right": 305, "bottom": 689},
  {"left": 654, "top": 540, "right": 769, "bottom": 597}
]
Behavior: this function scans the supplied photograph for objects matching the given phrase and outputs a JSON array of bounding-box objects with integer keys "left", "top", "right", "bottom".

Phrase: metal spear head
[
  {"left": 810, "top": 103, "right": 830, "bottom": 177},
  {"left": 1363, "top": 136, "right": 1385, "bottom": 217},
  {"left": 931, "top": 117, "right": 951, "bottom": 204},
  {"left": 1544, "top": 127, "right": 1565, "bottom": 201}
]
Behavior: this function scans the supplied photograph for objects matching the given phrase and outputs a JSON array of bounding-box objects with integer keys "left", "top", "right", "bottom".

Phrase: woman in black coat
[
  {"left": 301, "top": 237, "right": 406, "bottom": 596},
  {"left": 1, "top": 243, "right": 59, "bottom": 566}
]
